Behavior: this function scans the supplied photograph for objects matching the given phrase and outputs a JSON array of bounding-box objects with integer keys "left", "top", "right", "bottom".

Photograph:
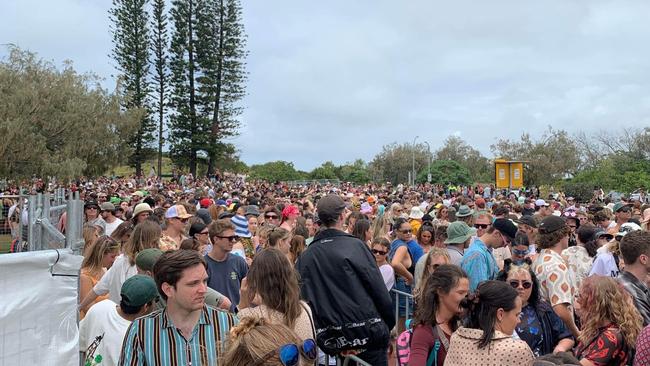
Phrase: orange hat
[{"left": 367, "top": 196, "right": 376, "bottom": 204}]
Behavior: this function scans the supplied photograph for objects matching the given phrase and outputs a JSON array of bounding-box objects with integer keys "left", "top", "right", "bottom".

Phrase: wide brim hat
[
  {"left": 409, "top": 206, "right": 424, "bottom": 219},
  {"left": 133, "top": 203, "right": 153, "bottom": 217},
  {"left": 444, "top": 222, "right": 477, "bottom": 244}
]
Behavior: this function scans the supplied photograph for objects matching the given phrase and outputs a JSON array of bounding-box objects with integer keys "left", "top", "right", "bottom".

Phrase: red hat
[
  {"left": 200, "top": 198, "right": 212, "bottom": 208},
  {"left": 282, "top": 204, "right": 300, "bottom": 218}
]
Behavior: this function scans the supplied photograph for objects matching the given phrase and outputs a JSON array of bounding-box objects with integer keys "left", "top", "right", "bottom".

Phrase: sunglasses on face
[
  {"left": 474, "top": 224, "right": 489, "bottom": 229},
  {"left": 509, "top": 280, "right": 533, "bottom": 289},
  {"left": 217, "top": 235, "right": 239, "bottom": 242},
  {"left": 372, "top": 249, "right": 387, "bottom": 255},
  {"left": 265, "top": 214, "right": 278, "bottom": 219},
  {"left": 512, "top": 248, "right": 529, "bottom": 257},
  {"left": 399, "top": 229, "right": 411, "bottom": 234},
  {"left": 252, "top": 339, "right": 317, "bottom": 366},
  {"left": 175, "top": 217, "right": 189, "bottom": 223}
]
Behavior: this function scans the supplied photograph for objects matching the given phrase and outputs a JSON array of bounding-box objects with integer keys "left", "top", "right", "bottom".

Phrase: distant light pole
[
  {"left": 424, "top": 141, "right": 431, "bottom": 183},
  {"left": 412, "top": 135, "right": 419, "bottom": 186}
]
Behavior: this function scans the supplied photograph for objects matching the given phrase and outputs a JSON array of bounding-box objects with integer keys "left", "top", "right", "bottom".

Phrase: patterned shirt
[
  {"left": 561, "top": 246, "right": 593, "bottom": 294},
  {"left": 634, "top": 324, "right": 650, "bottom": 366},
  {"left": 533, "top": 249, "right": 575, "bottom": 307},
  {"left": 461, "top": 238, "right": 498, "bottom": 292},
  {"left": 577, "top": 324, "right": 632, "bottom": 366},
  {"left": 159, "top": 234, "right": 186, "bottom": 252},
  {"left": 118, "top": 306, "right": 237, "bottom": 366}
]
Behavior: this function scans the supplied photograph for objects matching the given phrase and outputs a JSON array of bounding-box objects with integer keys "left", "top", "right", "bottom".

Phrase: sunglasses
[
  {"left": 512, "top": 248, "right": 529, "bottom": 257},
  {"left": 176, "top": 217, "right": 189, "bottom": 223},
  {"left": 499, "top": 233, "right": 512, "bottom": 245},
  {"left": 217, "top": 235, "right": 239, "bottom": 242},
  {"left": 509, "top": 280, "right": 533, "bottom": 289},
  {"left": 474, "top": 224, "right": 489, "bottom": 229},
  {"left": 399, "top": 229, "right": 411, "bottom": 234},
  {"left": 265, "top": 214, "right": 278, "bottom": 219},
  {"left": 372, "top": 249, "right": 387, "bottom": 255},
  {"left": 252, "top": 339, "right": 317, "bottom": 366}
]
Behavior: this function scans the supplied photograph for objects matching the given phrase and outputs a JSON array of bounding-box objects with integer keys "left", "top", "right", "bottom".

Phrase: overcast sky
[{"left": 3, "top": 0, "right": 650, "bottom": 170}]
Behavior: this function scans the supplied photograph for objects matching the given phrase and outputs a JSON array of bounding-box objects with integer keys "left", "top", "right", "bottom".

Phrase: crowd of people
[{"left": 4, "top": 174, "right": 650, "bottom": 365}]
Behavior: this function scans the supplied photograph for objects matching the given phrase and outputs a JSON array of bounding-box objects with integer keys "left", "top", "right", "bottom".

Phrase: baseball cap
[
  {"left": 99, "top": 202, "right": 116, "bottom": 212},
  {"left": 616, "top": 222, "right": 642, "bottom": 238},
  {"left": 84, "top": 200, "right": 99, "bottom": 209},
  {"left": 120, "top": 275, "right": 158, "bottom": 308},
  {"left": 538, "top": 215, "right": 567, "bottom": 235},
  {"left": 165, "top": 204, "right": 193, "bottom": 219},
  {"left": 613, "top": 202, "right": 631, "bottom": 213},
  {"left": 136, "top": 248, "right": 163, "bottom": 271},
  {"left": 444, "top": 222, "right": 477, "bottom": 244},
  {"left": 317, "top": 194, "right": 346, "bottom": 222},
  {"left": 535, "top": 199, "right": 550, "bottom": 207},
  {"left": 514, "top": 215, "right": 538, "bottom": 228},
  {"left": 199, "top": 198, "right": 212, "bottom": 208},
  {"left": 493, "top": 218, "right": 518, "bottom": 241}
]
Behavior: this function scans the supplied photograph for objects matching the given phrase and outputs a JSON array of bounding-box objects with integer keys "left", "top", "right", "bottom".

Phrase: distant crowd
[{"left": 2, "top": 173, "right": 650, "bottom": 365}]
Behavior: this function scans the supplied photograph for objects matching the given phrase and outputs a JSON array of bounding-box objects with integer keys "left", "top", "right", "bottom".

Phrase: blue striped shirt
[
  {"left": 461, "top": 237, "right": 498, "bottom": 292},
  {"left": 119, "top": 306, "right": 237, "bottom": 366}
]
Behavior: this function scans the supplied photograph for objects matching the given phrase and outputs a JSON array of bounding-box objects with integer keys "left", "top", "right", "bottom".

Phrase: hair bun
[{"left": 230, "top": 316, "right": 268, "bottom": 338}]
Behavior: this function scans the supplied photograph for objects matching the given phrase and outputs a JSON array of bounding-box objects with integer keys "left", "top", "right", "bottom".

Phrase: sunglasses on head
[
  {"left": 372, "top": 249, "right": 387, "bottom": 255},
  {"left": 509, "top": 280, "right": 533, "bottom": 289},
  {"left": 252, "top": 339, "right": 317, "bottom": 366},
  {"left": 217, "top": 235, "right": 239, "bottom": 242},
  {"left": 474, "top": 224, "right": 489, "bottom": 229}
]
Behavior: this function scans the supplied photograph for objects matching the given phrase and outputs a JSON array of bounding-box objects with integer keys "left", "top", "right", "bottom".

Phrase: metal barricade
[{"left": 391, "top": 288, "right": 415, "bottom": 329}]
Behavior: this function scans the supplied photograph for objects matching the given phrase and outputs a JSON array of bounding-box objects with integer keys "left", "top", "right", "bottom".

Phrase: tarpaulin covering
[{"left": 0, "top": 249, "right": 83, "bottom": 366}]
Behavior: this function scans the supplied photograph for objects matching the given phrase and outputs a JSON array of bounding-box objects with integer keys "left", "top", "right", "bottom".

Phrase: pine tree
[
  {"left": 204, "top": 0, "right": 248, "bottom": 176},
  {"left": 109, "top": 0, "right": 153, "bottom": 176},
  {"left": 168, "top": 0, "right": 207, "bottom": 175},
  {"left": 168, "top": 0, "right": 247, "bottom": 176},
  {"left": 150, "top": 0, "right": 168, "bottom": 177}
]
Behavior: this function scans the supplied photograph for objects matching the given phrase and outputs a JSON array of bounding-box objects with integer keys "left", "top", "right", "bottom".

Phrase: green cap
[
  {"left": 613, "top": 202, "right": 631, "bottom": 213},
  {"left": 121, "top": 275, "right": 158, "bottom": 307},
  {"left": 444, "top": 221, "right": 477, "bottom": 244},
  {"left": 135, "top": 248, "right": 163, "bottom": 272}
]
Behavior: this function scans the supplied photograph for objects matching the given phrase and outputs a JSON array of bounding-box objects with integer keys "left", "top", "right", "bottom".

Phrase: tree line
[
  {"left": 247, "top": 127, "right": 650, "bottom": 197},
  {"left": 110, "top": 0, "right": 247, "bottom": 177}
]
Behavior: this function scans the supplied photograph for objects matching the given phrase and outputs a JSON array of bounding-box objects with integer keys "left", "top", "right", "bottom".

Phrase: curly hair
[
  {"left": 537, "top": 226, "right": 571, "bottom": 250},
  {"left": 577, "top": 276, "right": 642, "bottom": 347}
]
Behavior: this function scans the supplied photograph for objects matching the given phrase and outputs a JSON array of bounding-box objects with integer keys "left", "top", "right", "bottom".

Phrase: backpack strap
[{"left": 425, "top": 325, "right": 449, "bottom": 366}]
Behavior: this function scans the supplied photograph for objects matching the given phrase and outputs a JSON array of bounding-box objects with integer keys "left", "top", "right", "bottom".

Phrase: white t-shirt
[
  {"left": 93, "top": 254, "right": 137, "bottom": 303},
  {"left": 379, "top": 263, "right": 395, "bottom": 291},
  {"left": 103, "top": 218, "right": 124, "bottom": 237},
  {"left": 79, "top": 299, "right": 132, "bottom": 366},
  {"left": 589, "top": 251, "right": 619, "bottom": 278}
]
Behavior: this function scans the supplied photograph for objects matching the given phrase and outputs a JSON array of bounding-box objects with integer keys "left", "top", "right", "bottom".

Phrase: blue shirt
[
  {"left": 389, "top": 239, "right": 424, "bottom": 275},
  {"left": 205, "top": 253, "right": 248, "bottom": 312},
  {"left": 460, "top": 237, "right": 498, "bottom": 292},
  {"left": 119, "top": 306, "right": 237, "bottom": 366}
]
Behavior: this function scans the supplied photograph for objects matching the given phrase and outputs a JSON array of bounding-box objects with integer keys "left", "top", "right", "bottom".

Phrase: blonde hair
[
  {"left": 416, "top": 248, "right": 451, "bottom": 297},
  {"left": 578, "top": 276, "right": 642, "bottom": 347},
  {"left": 124, "top": 220, "right": 162, "bottom": 265},
  {"left": 82, "top": 224, "right": 99, "bottom": 256},
  {"left": 82, "top": 235, "right": 120, "bottom": 276},
  {"left": 223, "top": 317, "right": 302, "bottom": 366}
]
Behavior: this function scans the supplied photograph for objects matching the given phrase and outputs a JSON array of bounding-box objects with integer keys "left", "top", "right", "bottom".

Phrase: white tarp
[{"left": 0, "top": 249, "right": 83, "bottom": 366}]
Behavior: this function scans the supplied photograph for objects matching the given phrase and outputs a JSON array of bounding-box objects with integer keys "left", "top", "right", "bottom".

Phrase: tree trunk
[
  {"left": 188, "top": 0, "right": 197, "bottom": 176},
  {"left": 207, "top": 0, "right": 225, "bottom": 177}
]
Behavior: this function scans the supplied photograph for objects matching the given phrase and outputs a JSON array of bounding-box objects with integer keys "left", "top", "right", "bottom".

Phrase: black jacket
[{"left": 296, "top": 228, "right": 395, "bottom": 355}]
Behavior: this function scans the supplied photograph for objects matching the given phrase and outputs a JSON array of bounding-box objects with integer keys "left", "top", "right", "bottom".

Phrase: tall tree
[
  {"left": 434, "top": 135, "right": 491, "bottom": 182},
  {"left": 150, "top": 0, "right": 169, "bottom": 177},
  {"left": 109, "top": 0, "right": 153, "bottom": 176},
  {"left": 199, "top": 0, "right": 248, "bottom": 175},
  {"left": 369, "top": 142, "right": 433, "bottom": 184}
]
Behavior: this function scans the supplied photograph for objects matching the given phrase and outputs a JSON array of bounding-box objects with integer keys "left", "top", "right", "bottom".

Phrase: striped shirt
[{"left": 118, "top": 306, "right": 237, "bottom": 366}]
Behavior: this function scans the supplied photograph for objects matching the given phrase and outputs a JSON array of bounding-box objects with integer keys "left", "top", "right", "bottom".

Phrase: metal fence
[{"left": 9, "top": 189, "right": 85, "bottom": 254}]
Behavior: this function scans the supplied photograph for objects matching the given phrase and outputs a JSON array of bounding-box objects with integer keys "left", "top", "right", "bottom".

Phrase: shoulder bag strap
[{"left": 300, "top": 302, "right": 318, "bottom": 366}]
